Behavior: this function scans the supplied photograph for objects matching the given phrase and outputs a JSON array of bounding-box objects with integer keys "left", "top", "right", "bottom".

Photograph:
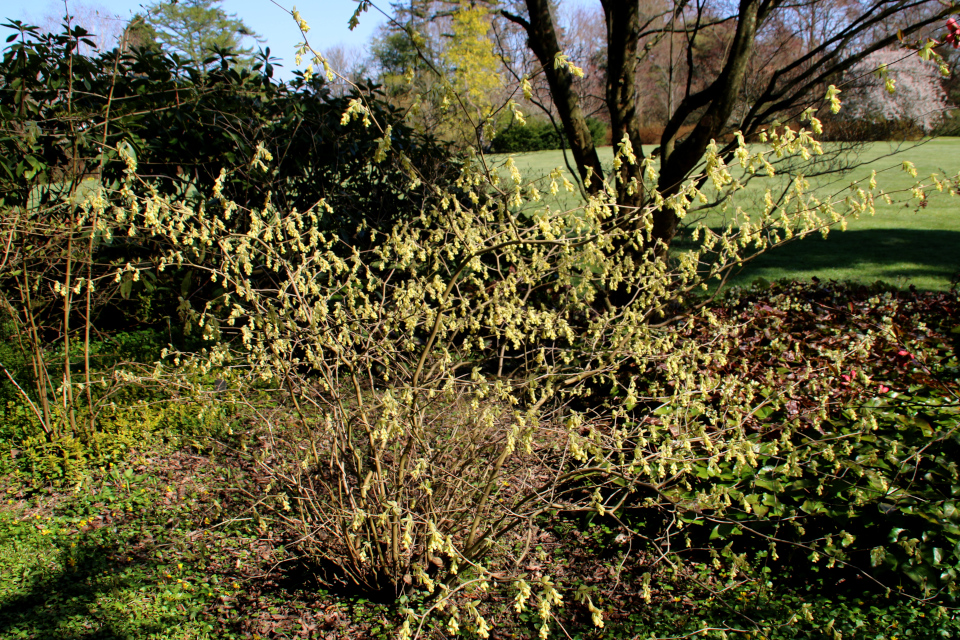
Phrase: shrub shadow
[
  {"left": 0, "top": 537, "right": 175, "bottom": 639},
  {"left": 706, "top": 228, "right": 960, "bottom": 287}
]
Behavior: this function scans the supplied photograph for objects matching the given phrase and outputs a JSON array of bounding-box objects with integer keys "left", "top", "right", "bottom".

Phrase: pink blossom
[
  {"left": 946, "top": 18, "right": 960, "bottom": 48},
  {"left": 846, "top": 48, "right": 949, "bottom": 131}
]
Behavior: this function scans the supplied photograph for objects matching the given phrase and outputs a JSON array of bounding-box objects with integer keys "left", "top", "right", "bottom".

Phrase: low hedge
[{"left": 491, "top": 116, "right": 608, "bottom": 152}]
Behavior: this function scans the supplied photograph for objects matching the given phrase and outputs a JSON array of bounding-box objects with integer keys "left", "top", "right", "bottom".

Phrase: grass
[
  {"left": 0, "top": 450, "right": 250, "bottom": 639},
  {"left": 502, "top": 138, "right": 960, "bottom": 291}
]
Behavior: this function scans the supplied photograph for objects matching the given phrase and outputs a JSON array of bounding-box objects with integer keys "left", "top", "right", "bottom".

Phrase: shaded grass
[
  {"left": 719, "top": 228, "right": 960, "bottom": 291},
  {"left": 0, "top": 532, "right": 189, "bottom": 640},
  {"left": 503, "top": 138, "right": 960, "bottom": 290},
  {"left": 0, "top": 453, "right": 243, "bottom": 639}
]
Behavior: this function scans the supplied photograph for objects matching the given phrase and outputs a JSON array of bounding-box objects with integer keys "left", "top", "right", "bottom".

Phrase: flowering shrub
[
  {"left": 842, "top": 48, "right": 950, "bottom": 136},
  {"left": 83, "top": 99, "right": 953, "bottom": 636},
  {"left": 2, "top": 17, "right": 959, "bottom": 639},
  {"left": 490, "top": 116, "right": 607, "bottom": 153}
]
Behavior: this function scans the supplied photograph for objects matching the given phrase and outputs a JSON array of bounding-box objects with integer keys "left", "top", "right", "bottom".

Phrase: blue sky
[{"left": 1, "top": 0, "right": 389, "bottom": 78}]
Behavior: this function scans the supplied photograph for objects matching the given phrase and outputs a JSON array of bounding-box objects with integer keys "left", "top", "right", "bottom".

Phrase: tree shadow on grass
[
  {"left": 715, "top": 228, "right": 960, "bottom": 289},
  {"left": 0, "top": 536, "right": 179, "bottom": 639}
]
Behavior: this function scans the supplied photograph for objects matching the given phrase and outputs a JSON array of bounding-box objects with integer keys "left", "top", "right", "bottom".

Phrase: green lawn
[{"left": 501, "top": 138, "right": 960, "bottom": 290}]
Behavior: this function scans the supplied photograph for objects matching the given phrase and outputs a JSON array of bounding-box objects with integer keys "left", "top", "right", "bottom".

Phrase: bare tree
[
  {"left": 498, "top": 0, "right": 954, "bottom": 256},
  {"left": 34, "top": 1, "right": 128, "bottom": 54},
  {"left": 323, "top": 44, "right": 370, "bottom": 96}
]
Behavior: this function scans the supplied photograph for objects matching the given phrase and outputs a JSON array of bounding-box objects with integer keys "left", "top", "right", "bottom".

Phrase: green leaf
[
  {"left": 754, "top": 477, "right": 778, "bottom": 492},
  {"left": 181, "top": 271, "right": 194, "bottom": 298},
  {"left": 710, "top": 523, "right": 737, "bottom": 540},
  {"left": 120, "top": 275, "right": 133, "bottom": 300},
  {"left": 800, "top": 499, "right": 825, "bottom": 514}
]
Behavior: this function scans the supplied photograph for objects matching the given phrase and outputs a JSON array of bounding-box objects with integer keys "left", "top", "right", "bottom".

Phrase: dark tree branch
[{"left": 521, "top": 0, "right": 605, "bottom": 192}]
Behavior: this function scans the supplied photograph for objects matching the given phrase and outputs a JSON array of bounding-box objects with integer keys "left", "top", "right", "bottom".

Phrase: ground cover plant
[{"left": 1, "top": 7, "right": 960, "bottom": 640}]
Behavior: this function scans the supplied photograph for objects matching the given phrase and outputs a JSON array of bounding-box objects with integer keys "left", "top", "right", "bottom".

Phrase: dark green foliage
[
  {"left": 0, "top": 20, "right": 455, "bottom": 346},
  {"left": 0, "top": 20, "right": 453, "bottom": 234},
  {"left": 490, "top": 116, "right": 608, "bottom": 153}
]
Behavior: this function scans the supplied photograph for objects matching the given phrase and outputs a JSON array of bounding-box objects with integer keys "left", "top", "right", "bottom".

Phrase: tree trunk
[
  {"left": 655, "top": 0, "right": 763, "bottom": 250},
  {"left": 522, "top": 0, "right": 604, "bottom": 191},
  {"left": 601, "top": 1, "right": 646, "bottom": 218}
]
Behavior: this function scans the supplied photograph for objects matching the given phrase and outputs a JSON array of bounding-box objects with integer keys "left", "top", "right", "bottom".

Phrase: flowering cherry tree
[{"left": 844, "top": 47, "right": 951, "bottom": 132}]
